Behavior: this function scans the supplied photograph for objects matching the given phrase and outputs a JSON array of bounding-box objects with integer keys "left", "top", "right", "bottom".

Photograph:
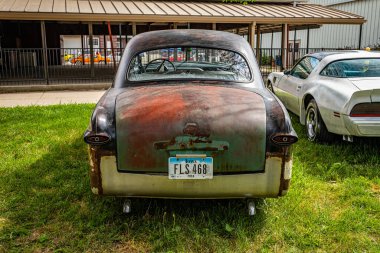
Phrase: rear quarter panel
[{"left": 300, "top": 76, "right": 356, "bottom": 135}]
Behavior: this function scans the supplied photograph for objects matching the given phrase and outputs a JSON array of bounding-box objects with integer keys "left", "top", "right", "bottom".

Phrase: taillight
[
  {"left": 84, "top": 132, "right": 110, "bottom": 145},
  {"left": 350, "top": 103, "right": 380, "bottom": 117},
  {"left": 271, "top": 134, "right": 298, "bottom": 146}
]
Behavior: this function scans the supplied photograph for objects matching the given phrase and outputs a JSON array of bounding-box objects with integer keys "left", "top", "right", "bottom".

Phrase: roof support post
[
  {"left": 119, "top": 23, "right": 122, "bottom": 56},
  {"left": 292, "top": 27, "right": 296, "bottom": 66},
  {"left": 88, "top": 22, "right": 95, "bottom": 78},
  {"left": 80, "top": 23, "right": 85, "bottom": 66},
  {"left": 107, "top": 22, "right": 117, "bottom": 72},
  {"left": 249, "top": 22, "right": 256, "bottom": 51},
  {"left": 270, "top": 30, "right": 274, "bottom": 68},
  {"left": 286, "top": 24, "right": 289, "bottom": 69},
  {"left": 256, "top": 24, "right": 261, "bottom": 63},
  {"left": 212, "top": 23, "right": 216, "bottom": 30},
  {"left": 358, "top": 24, "right": 363, "bottom": 49},
  {"left": 103, "top": 22, "right": 107, "bottom": 65},
  {"left": 281, "top": 23, "right": 289, "bottom": 70},
  {"left": 40, "top": 20, "right": 49, "bottom": 84},
  {"left": 173, "top": 22, "right": 178, "bottom": 61},
  {"left": 125, "top": 22, "right": 129, "bottom": 44},
  {"left": 0, "top": 21, "right": 2, "bottom": 48},
  {"left": 132, "top": 22, "right": 136, "bottom": 36},
  {"left": 306, "top": 26, "right": 310, "bottom": 54}
]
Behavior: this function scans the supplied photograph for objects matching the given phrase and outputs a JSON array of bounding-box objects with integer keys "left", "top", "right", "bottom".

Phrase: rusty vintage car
[{"left": 84, "top": 30, "right": 298, "bottom": 214}]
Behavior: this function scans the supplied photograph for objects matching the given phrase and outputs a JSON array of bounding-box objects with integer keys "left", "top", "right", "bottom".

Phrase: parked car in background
[
  {"left": 84, "top": 30, "right": 298, "bottom": 214},
  {"left": 70, "top": 53, "right": 111, "bottom": 65},
  {"left": 268, "top": 51, "right": 380, "bottom": 142},
  {"left": 107, "top": 51, "right": 122, "bottom": 63},
  {"left": 64, "top": 53, "right": 74, "bottom": 62}
]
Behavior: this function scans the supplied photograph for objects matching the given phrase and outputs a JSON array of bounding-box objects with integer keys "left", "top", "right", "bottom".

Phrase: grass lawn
[{"left": 0, "top": 104, "right": 379, "bottom": 252}]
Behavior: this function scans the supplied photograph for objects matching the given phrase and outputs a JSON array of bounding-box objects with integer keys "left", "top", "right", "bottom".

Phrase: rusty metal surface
[
  {"left": 115, "top": 85, "right": 267, "bottom": 173},
  {"left": 278, "top": 147, "right": 293, "bottom": 195},
  {"left": 88, "top": 146, "right": 115, "bottom": 195}
]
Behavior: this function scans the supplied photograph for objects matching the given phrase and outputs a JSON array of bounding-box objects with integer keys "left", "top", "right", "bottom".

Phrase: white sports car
[{"left": 268, "top": 51, "right": 380, "bottom": 142}]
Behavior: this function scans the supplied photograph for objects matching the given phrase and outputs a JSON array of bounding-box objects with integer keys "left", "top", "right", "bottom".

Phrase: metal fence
[
  {"left": 0, "top": 47, "right": 348, "bottom": 85},
  {"left": 0, "top": 48, "right": 122, "bottom": 85}
]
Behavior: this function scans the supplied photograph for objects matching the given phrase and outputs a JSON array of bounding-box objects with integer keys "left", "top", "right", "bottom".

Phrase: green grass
[{"left": 0, "top": 104, "right": 379, "bottom": 252}]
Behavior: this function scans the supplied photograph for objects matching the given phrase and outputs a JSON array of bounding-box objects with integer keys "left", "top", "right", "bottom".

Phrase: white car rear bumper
[{"left": 343, "top": 115, "right": 380, "bottom": 136}]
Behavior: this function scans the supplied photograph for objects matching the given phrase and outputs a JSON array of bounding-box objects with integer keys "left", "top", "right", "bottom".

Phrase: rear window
[
  {"left": 127, "top": 47, "right": 251, "bottom": 82},
  {"left": 321, "top": 58, "right": 380, "bottom": 78}
]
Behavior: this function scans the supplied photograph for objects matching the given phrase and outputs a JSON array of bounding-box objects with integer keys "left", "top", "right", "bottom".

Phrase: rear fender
[
  {"left": 263, "top": 91, "right": 297, "bottom": 196},
  {"left": 84, "top": 88, "right": 120, "bottom": 150},
  {"left": 343, "top": 90, "right": 372, "bottom": 114}
]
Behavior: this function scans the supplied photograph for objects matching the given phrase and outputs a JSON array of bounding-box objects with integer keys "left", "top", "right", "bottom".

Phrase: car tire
[
  {"left": 266, "top": 81, "right": 274, "bottom": 93},
  {"left": 306, "top": 99, "right": 334, "bottom": 143}
]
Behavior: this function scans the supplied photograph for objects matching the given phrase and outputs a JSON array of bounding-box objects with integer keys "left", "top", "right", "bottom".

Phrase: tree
[{"left": 222, "top": 0, "right": 256, "bottom": 4}]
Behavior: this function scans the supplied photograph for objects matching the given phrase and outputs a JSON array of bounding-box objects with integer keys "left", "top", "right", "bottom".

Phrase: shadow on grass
[{"left": 1, "top": 136, "right": 267, "bottom": 252}]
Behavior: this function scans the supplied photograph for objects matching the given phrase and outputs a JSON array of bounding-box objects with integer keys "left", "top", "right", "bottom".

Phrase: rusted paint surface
[
  {"left": 88, "top": 146, "right": 115, "bottom": 195},
  {"left": 278, "top": 147, "right": 293, "bottom": 196},
  {"left": 115, "top": 85, "right": 267, "bottom": 173}
]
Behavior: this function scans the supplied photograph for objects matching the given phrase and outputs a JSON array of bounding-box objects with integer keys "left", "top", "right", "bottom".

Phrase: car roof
[
  {"left": 113, "top": 29, "right": 260, "bottom": 88},
  {"left": 307, "top": 50, "right": 380, "bottom": 62},
  {"left": 308, "top": 51, "right": 358, "bottom": 60},
  {"left": 126, "top": 29, "right": 251, "bottom": 56}
]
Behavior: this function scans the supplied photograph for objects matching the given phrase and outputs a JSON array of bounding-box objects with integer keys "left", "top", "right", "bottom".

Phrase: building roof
[{"left": 0, "top": 0, "right": 365, "bottom": 24}]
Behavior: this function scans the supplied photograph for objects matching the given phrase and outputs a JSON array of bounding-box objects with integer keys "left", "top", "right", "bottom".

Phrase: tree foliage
[{"left": 222, "top": 0, "right": 256, "bottom": 5}]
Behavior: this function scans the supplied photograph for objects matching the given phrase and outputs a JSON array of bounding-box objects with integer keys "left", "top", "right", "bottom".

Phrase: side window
[{"left": 291, "top": 57, "right": 320, "bottom": 79}]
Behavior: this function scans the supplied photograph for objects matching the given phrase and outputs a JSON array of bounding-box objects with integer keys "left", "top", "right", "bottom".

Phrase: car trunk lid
[{"left": 115, "top": 85, "right": 267, "bottom": 173}]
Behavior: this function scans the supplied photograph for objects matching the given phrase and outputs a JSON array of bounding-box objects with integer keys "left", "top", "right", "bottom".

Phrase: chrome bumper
[{"left": 91, "top": 156, "right": 292, "bottom": 199}]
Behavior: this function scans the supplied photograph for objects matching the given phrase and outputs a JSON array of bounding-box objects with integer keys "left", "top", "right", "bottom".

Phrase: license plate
[{"left": 168, "top": 157, "right": 213, "bottom": 179}]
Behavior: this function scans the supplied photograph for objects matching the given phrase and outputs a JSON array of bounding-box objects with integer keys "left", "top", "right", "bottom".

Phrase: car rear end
[
  {"left": 84, "top": 85, "right": 297, "bottom": 198},
  {"left": 84, "top": 29, "right": 298, "bottom": 199},
  {"left": 343, "top": 57, "right": 380, "bottom": 137},
  {"left": 320, "top": 56, "right": 380, "bottom": 138},
  {"left": 343, "top": 86, "right": 380, "bottom": 137}
]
